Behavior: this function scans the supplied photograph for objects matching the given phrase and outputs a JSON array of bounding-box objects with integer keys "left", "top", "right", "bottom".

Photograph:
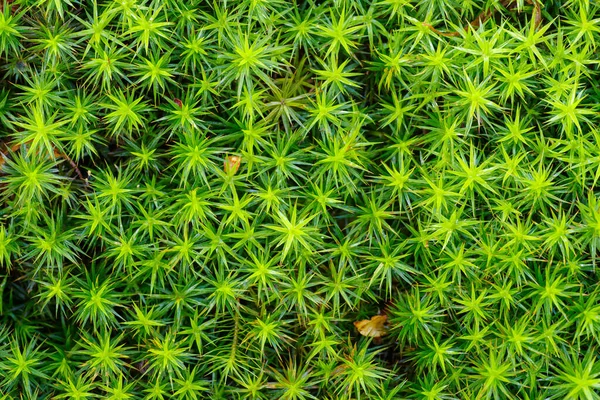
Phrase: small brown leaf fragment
[
  {"left": 224, "top": 155, "right": 242, "bottom": 175},
  {"left": 354, "top": 315, "right": 388, "bottom": 338},
  {"left": 173, "top": 98, "right": 183, "bottom": 107}
]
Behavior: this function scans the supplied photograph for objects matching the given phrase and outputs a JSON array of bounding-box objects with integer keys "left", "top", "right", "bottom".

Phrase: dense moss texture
[{"left": 1, "top": 0, "right": 600, "bottom": 398}]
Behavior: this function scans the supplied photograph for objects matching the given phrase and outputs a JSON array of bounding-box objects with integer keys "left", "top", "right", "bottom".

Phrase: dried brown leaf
[{"left": 353, "top": 315, "right": 388, "bottom": 338}]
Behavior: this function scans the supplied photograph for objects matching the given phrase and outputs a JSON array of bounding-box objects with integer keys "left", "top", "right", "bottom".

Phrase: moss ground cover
[{"left": 1, "top": 0, "right": 600, "bottom": 398}]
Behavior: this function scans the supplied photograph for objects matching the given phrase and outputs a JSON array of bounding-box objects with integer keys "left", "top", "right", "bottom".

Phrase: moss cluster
[{"left": 1, "top": 0, "right": 600, "bottom": 399}]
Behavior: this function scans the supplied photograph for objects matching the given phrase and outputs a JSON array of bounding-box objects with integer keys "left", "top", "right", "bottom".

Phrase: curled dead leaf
[
  {"left": 353, "top": 314, "right": 388, "bottom": 338},
  {"left": 224, "top": 155, "right": 242, "bottom": 175}
]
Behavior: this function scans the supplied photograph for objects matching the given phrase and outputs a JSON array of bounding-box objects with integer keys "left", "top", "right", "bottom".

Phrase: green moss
[{"left": 0, "top": 0, "right": 599, "bottom": 398}]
